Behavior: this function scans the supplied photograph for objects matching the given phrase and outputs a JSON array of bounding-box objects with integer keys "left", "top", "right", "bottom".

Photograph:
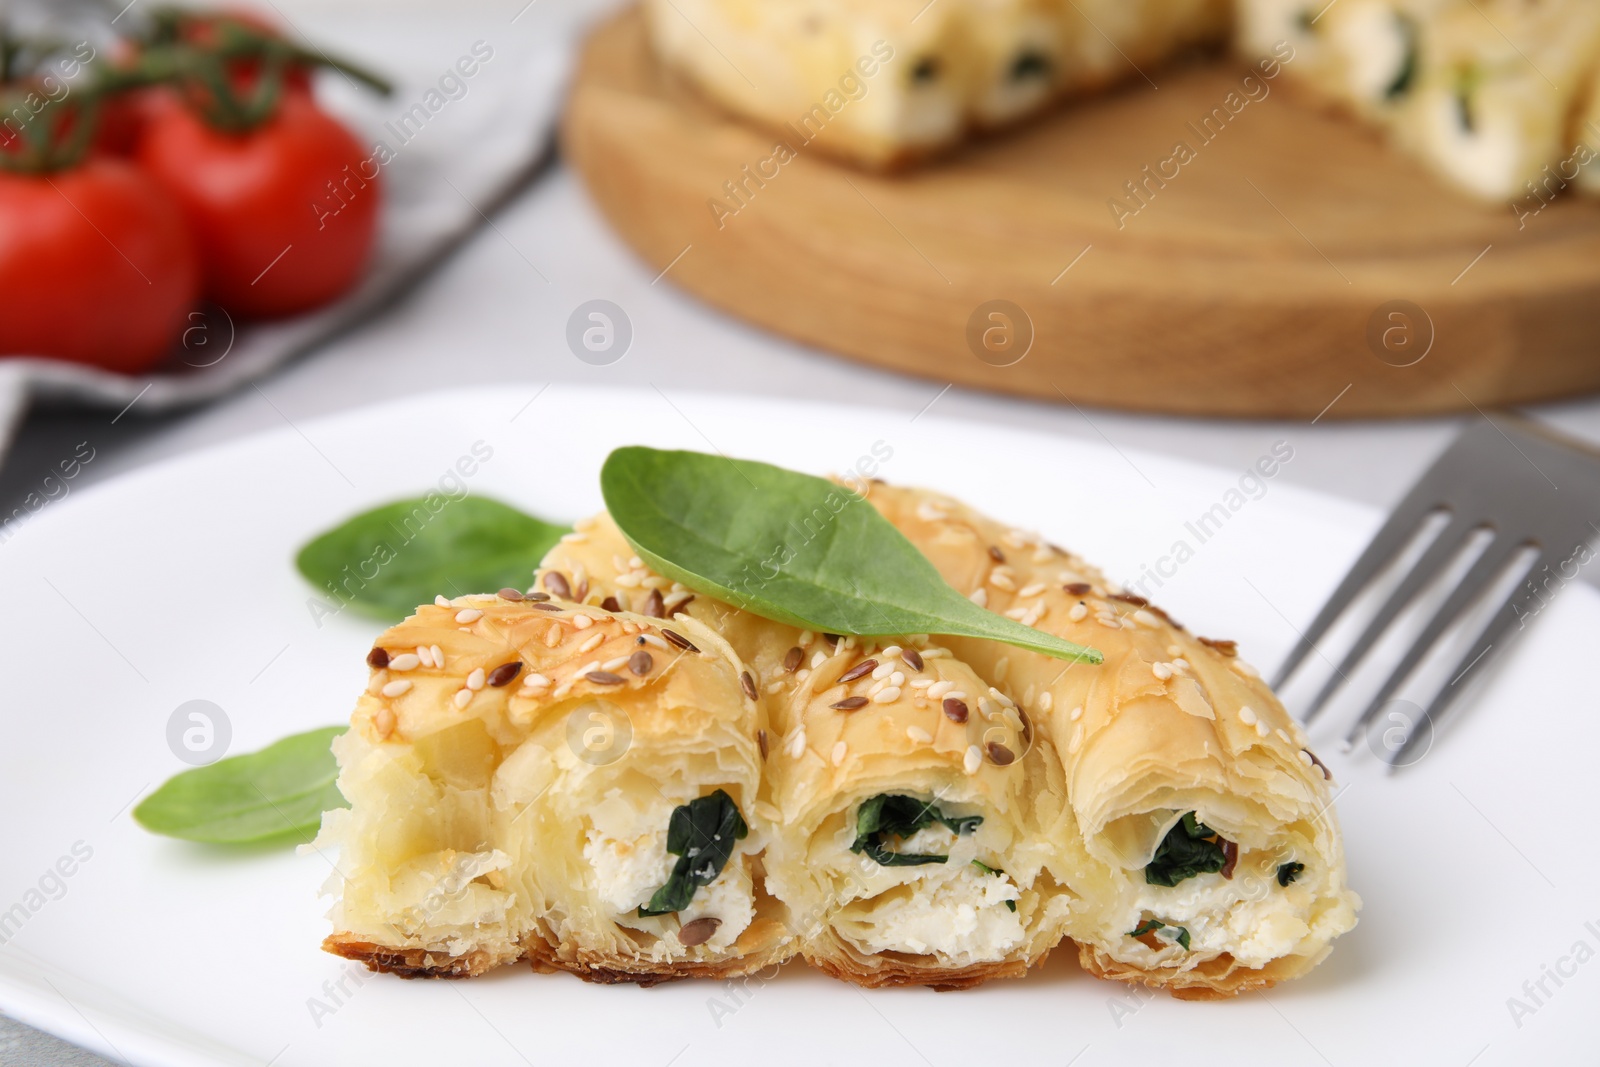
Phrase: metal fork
[{"left": 1274, "top": 413, "right": 1600, "bottom": 768}]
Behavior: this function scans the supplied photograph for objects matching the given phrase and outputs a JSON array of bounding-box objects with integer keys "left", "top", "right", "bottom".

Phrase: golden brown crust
[
  {"left": 1075, "top": 940, "right": 1313, "bottom": 1000},
  {"left": 525, "top": 916, "right": 791, "bottom": 985},
  {"left": 322, "top": 935, "right": 517, "bottom": 979}
]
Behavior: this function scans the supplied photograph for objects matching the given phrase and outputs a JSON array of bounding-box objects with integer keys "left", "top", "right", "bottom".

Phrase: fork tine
[
  {"left": 1340, "top": 541, "right": 1538, "bottom": 752},
  {"left": 1299, "top": 517, "right": 1481, "bottom": 725},
  {"left": 1385, "top": 551, "right": 1549, "bottom": 767},
  {"left": 1271, "top": 494, "right": 1447, "bottom": 691}
]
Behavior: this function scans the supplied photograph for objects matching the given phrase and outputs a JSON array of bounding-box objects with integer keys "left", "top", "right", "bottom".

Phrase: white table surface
[{"left": 5, "top": 2, "right": 1599, "bottom": 1061}]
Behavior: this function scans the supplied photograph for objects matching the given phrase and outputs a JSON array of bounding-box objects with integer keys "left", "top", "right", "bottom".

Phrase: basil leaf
[
  {"left": 1144, "top": 812, "right": 1229, "bottom": 887},
  {"left": 851, "top": 793, "right": 983, "bottom": 867},
  {"left": 1277, "top": 861, "right": 1305, "bottom": 887},
  {"left": 134, "top": 727, "right": 347, "bottom": 845},
  {"left": 640, "top": 790, "right": 749, "bottom": 916},
  {"left": 296, "top": 496, "right": 569, "bottom": 620},
  {"left": 599, "top": 448, "right": 1102, "bottom": 664}
]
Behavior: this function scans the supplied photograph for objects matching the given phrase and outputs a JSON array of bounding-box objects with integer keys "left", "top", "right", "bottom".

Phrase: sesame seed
[
  {"left": 1019, "top": 582, "right": 1047, "bottom": 598},
  {"left": 416, "top": 645, "right": 433, "bottom": 668},
  {"left": 454, "top": 689, "right": 473, "bottom": 709},
  {"left": 572, "top": 614, "right": 594, "bottom": 630},
  {"left": 1069, "top": 723, "right": 1084, "bottom": 754},
  {"left": 1299, "top": 750, "right": 1315, "bottom": 767},
  {"left": 1167, "top": 644, "right": 1183, "bottom": 657},
  {"left": 741, "top": 671, "right": 758, "bottom": 701},
  {"left": 640, "top": 633, "right": 670, "bottom": 651},
  {"left": 882, "top": 645, "right": 902, "bottom": 659},
  {"left": 578, "top": 633, "right": 605, "bottom": 654},
  {"left": 943, "top": 698, "right": 969, "bottom": 723},
  {"left": 963, "top": 746, "right": 983, "bottom": 774},
  {"left": 543, "top": 572, "right": 571, "bottom": 598},
  {"left": 1133, "top": 610, "right": 1160, "bottom": 628},
  {"left": 870, "top": 661, "right": 892, "bottom": 681},
  {"left": 498, "top": 588, "right": 525, "bottom": 601},
  {"left": 986, "top": 742, "right": 1016, "bottom": 766},
  {"left": 916, "top": 502, "right": 947, "bottom": 522},
  {"left": 788, "top": 730, "right": 807, "bottom": 758},
  {"left": 465, "top": 668, "right": 486, "bottom": 690},
  {"left": 586, "top": 671, "right": 625, "bottom": 685},
  {"left": 431, "top": 645, "right": 443, "bottom": 668},
  {"left": 945, "top": 689, "right": 967, "bottom": 700},
  {"left": 831, "top": 741, "right": 848, "bottom": 766},
  {"left": 1255, "top": 720, "right": 1271, "bottom": 738},
  {"left": 873, "top": 687, "right": 901, "bottom": 703},
  {"left": 1152, "top": 663, "right": 1174, "bottom": 681},
  {"left": 366, "top": 647, "right": 390, "bottom": 669},
  {"left": 969, "top": 588, "right": 988, "bottom": 608},
  {"left": 810, "top": 650, "right": 828, "bottom": 669},
  {"left": 1068, "top": 603, "right": 1089, "bottom": 622},
  {"left": 522, "top": 672, "right": 551, "bottom": 689},
  {"left": 798, "top": 631, "right": 815, "bottom": 647},
  {"left": 989, "top": 687, "right": 1015, "bottom": 708},
  {"left": 435, "top": 595, "right": 451, "bottom": 607},
  {"left": 1172, "top": 658, "right": 1190, "bottom": 672},
  {"left": 978, "top": 697, "right": 1000, "bottom": 718},
  {"left": 544, "top": 625, "right": 563, "bottom": 647},
  {"left": 387, "top": 652, "right": 420, "bottom": 672},
  {"left": 989, "top": 570, "right": 1017, "bottom": 592},
  {"left": 906, "top": 726, "right": 932, "bottom": 743},
  {"left": 373, "top": 706, "right": 396, "bottom": 739},
  {"left": 927, "top": 680, "right": 954, "bottom": 700},
  {"left": 838, "top": 659, "right": 877, "bottom": 684},
  {"left": 629, "top": 651, "right": 653, "bottom": 676},
  {"left": 1039, "top": 692, "right": 1053, "bottom": 712},
  {"left": 831, "top": 696, "right": 869, "bottom": 711},
  {"left": 1238, "top": 706, "right": 1258, "bottom": 726},
  {"left": 602, "top": 656, "right": 630, "bottom": 672},
  {"left": 1069, "top": 705, "right": 1083, "bottom": 722},
  {"left": 1276, "top": 728, "right": 1293, "bottom": 744},
  {"left": 381, "top": 680, "right": 411, "bottom": 698},
  {"left": 890, "top": 671, "right": 905, "bottom": 687}
]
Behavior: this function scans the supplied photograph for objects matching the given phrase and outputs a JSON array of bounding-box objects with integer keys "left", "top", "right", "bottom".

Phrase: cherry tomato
[
  {"left": 0, "top": 158, "right": 199, "bottom": 372},
  {"left": 136, "top": 89, "right": 378, "bottom": 319}
]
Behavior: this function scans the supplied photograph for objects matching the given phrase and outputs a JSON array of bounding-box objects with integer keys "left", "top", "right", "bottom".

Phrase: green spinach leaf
[
  {"left": 1144, "top": 812, "right": 1229, "bottom": 887},
  {"left": 134, "top": 727, "right": 347, "bottom": 845},
  {"left": 297, "top": 496, "right": 568, "bottom": 620},
  {"left": 599, "top": 448, "right": 1102, "bottom": 664},
  {"left": 640, "top": 790, "right": 749, "bottom": 916},
  {"left": 972, "top": 860, "right": 1018, "bottom": 911},
  {"left": 1277, "top": 861, "right": 1305, "bottom": 886},
  {"left": 1128, "top": 918, "right": 1191, "bottom": 950},
  {"left": 851, "top": 794, "right": 983, "bottom": 867}
]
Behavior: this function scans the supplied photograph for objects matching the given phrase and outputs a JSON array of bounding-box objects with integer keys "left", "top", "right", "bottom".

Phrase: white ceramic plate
[{"left": 0, "top": 386, "right": 1592, "bottom": 1066}]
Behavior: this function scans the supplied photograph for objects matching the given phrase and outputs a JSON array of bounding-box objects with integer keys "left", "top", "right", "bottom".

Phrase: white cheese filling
[
  {"left": 582, "top": 790, "right": 755, "bottom": 953},
  {"left": 836, "top": 826, "right": 1024, "bottom": 964},
  {"left": 1112, "top": 853, "right": 1353, "bottom": 968}
]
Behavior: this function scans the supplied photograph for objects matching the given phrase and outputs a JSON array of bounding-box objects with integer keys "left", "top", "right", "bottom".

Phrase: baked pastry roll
[
  {"left": 314, "top": 595, "right": 791, "bottom": 982},
  {"left": 540, "top": 513, "right": 1077, "bottom": 989},
  {"left": 863, "top": 483, "right": 1360, "bottom": 998},
  {"left": 643, "top": 0, "right": 1229, "bottom": 168}
]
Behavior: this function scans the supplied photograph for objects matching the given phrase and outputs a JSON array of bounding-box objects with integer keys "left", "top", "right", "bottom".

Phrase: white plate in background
[{"left": 0, "top": 386, "right": 1591, "bottom": 1066}]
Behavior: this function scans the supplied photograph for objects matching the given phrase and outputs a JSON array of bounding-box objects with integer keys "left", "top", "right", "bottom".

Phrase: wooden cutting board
[{"left": 563, "top": 8, "right": 1600, "bottom": 419}]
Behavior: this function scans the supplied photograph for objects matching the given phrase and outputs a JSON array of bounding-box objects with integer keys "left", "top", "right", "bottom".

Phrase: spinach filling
[
  {"left": 638, "top": 789, "right": 748, "bottom": 917},
  {"left": 1277, "top": 861, "right": 1306, "bottom": 886},
  {"left": 1385, "top": 14, "right": 1419, "bottom": 101},
  {"left": 1009, "top": 50, "right": 1053, "bottom": 83},
  {"left": 1144, "top": 812, "right": 1230, "bottom": 887},
  {"left": 1130, "top": 918, "right": 1192, "bottom": 951},
  {"left": 972, "top": 860, "right": 1018, "bottom": 911},
  {"left": 851, "top": 794, "right": 982, "bottom": 867}
]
